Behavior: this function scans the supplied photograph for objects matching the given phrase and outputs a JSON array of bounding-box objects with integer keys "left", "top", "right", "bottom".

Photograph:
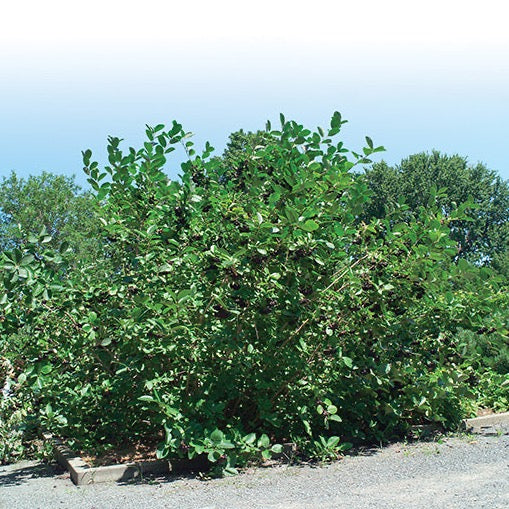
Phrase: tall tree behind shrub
[
  {"left": 0, "top": 171, "right": 100, "bottom": 266},
  {"left": 361, "top": 152, "right": 509, "bottom": 269}
]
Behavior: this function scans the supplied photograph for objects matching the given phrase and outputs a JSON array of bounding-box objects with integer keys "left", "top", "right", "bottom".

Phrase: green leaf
[
  {"left": 220, "top": 440, "right": 235, "bottom": 449},
  {"left": 59, "top": 242, "right": 70, "bottom": 254},
  {"left": 342, "top": 357, "right": 353, "bottom": 368},
  {"left": 327, "top": 436, "right": 340, "bottom": 448},
  {"left": 13, "top": 249, "right": 22, "bottom": 264},
  {"left": 97, "top": 184, "right": 110, "bottom": 201},
  {"left": 208, "top": 450, "right": 221, "bottom": 463},
  {"left": 210, "top": 429, "right": 224, "bottom": 444},
  {"left": 244, "top": 433, "right": 256, "bottom": 445},
  {"left": 285, "top": 207, "right": 299, "bottom": 223},
  {"left": 330, "top": 111, "right": 342, "bottom": 129},
  {"left": 302, "top": 420, "right": 312, "bottom": 436},
  {"left": 20, "top": 254, "right": 34, "bottom": 266},
  {"left": 300, "top": 220, "right": 319, "bottom": 232},
  {"left": 156, "top": 443, "right": 169, "bottom": 459},
  {"left": 82, "top": 149, "right": 92, "bottom": 165},
  {"left": 257, "top": 434, "right": 270, "bottom": 448},
  {"left": 40, "top": 364, "right": 53, "bottom": 375},
  {"left": 271, "top": 444, "right": 283, "bottom": 453}
]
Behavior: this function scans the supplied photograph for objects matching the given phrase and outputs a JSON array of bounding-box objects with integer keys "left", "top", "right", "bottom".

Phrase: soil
[
  {"left": 79, "top": 438, "right": 161, "bottom": 467},
  {"left": 68, "top": 410, "right": 498, "bottom": 467},
  {"left": 476, "top": 407, "right": 495, "bottom": 416}
]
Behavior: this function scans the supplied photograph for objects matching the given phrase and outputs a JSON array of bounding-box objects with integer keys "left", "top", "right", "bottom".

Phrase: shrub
[{"left": 1, "top": 113, "right": 507, "bottom": 470}]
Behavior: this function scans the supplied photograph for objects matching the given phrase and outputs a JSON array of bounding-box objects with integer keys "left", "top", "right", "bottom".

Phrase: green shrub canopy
[{"left": 1, "top": 113, "right": 507, "bottom": 469}]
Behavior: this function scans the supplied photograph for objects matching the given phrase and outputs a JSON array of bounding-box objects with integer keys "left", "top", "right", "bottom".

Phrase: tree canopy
[
  {"left": 0, "top": 171, "right": 100, "bottom": 265},
  {"left": 361, "top": 151, "right": 509, "bottom": 268}
]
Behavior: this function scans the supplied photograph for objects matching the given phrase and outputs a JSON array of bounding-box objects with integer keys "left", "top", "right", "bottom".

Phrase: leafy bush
[
  {"left": 1, "top": 113, "right": 508, "bottom": 470},
  {"left": 453, "top": 326, "right": 509, "bottom": 414}
]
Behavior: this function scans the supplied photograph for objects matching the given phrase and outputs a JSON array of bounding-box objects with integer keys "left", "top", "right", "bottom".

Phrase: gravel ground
[{"left": 1, "top": 434, "right": 508, "bottom": 509}]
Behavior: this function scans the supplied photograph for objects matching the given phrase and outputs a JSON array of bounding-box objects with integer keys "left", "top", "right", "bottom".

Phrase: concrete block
[
  {"left": 462, "top": 411, "right": 509, "bottom": 435},
  {"left": 43, "top": 433, "right": 170, "bottom": 485}
]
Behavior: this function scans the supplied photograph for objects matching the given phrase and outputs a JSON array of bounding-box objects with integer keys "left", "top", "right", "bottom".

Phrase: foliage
[
  {"left": 1, "top": 114, "right": 508, "bottom": 471},
  {"left": 470, "top": 371, "right": 509, "bottom": 414},
  {"left": 218, "top": 129, "right": 271, "bottom": 183},
  {"left": 454, "top": 326, "right": 509, "bottom": 414},
  {"left": 0, "top": 171, "right": 100, "bottom": 266},
  {"left": 361, "top": 152, "right": 509, "bottom": 269}
]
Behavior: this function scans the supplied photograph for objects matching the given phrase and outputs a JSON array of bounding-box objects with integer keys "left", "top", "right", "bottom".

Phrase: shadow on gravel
[
  {"left": 342, "top": 428, "right": 447, "bottom": 459},
  {"left": 0, "top": 462, "right": 66, "bottom": 487},
  {"left": 115, "top": 472, "right": 196, "bottom": 487},
  {"left": 0, "top": 431, "right": 451, "bottom": 488},
  {"left": 119, "top": 433, "right": 452, "bottom": 483}
]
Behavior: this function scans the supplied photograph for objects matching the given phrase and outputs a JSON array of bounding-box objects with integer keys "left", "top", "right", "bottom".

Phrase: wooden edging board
[
  {"left": 43, "top": 434, "right": 298, "bottom": 486},
  {"left": 43, "top": 434, "right": 170, "bottom": 485},
  {"left": 461, "top": 411, "right": 509, "bottom": 435},
  {"left": 45, "top": 412, "right": 509, "bottom": 486}
]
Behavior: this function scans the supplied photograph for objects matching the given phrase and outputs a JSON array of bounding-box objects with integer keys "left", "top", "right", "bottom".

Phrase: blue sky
[{"left": 1, "top": 0, "right": 508, "bottom": 187}]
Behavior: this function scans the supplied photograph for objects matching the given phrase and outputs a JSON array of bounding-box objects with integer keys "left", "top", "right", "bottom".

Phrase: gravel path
[{"left": 1, "top": 434, "right": 508, "bottom": 509}]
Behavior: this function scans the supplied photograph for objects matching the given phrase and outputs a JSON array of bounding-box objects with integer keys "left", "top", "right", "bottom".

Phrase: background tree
[
  {"left": 222, "top": 129, "right": 269, "bottom": 168},
  {"left": 214, "top": 129, "right": 271, "bottom": 189},
  {"left": 0, "top": 171, "right": 100, "bottom": 265},
  {"left": 361, "top": 151, "right": 509, "bottom": 268}
]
